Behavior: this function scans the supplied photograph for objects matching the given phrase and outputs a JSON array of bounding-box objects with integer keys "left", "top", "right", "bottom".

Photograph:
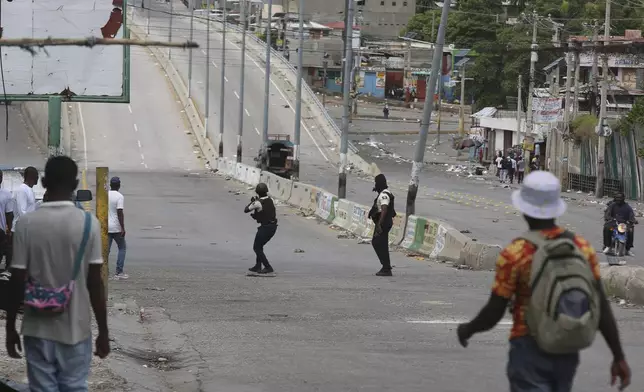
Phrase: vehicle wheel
[{"left": 616, "top": 242, "right": 626, "bottom": 257}]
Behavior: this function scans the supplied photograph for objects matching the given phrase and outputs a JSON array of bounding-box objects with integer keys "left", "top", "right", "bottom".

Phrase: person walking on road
[
  {"left": 368, "top": 174, "right": 396, "bottom": 277},
  {"left": 5, "top": 156, "right": 110, "bottom": 391},
  {"left": 0, "top": 171, "right": 13, "bottom": 272},
  {"left": 2, "top": 167, "right": 38, "bottom": 280},
  {"left": 499, "top": 156, "right": 510, "bottom": 184},
  {"left": 508, "top": 156, "right": 517, "bottom": 184},
  {"left": 516, "top": 157, "right": 525, "bottom": 184},
  {"left": 456, "top": 171, "right": 631, "bottom": 392},
  {"left": 108, "top": 177, "right": 128, "bottom": 280},
  {"left": 495, "top": 152, "right": 503, "bottom": 179},
  {"left": 245, "top": 183, "right": 278, "bottom": 274}
]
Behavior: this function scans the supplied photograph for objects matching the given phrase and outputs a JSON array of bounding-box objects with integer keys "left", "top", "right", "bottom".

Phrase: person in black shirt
[
  {"left": 603, "top": 193, "right": 638, "bottom": 255},
  {"left": 368, "top": 174, "right": 396, "bottom": 276},
  {"left": 245, "top": 183, "right": 278, "bottom": 274}
]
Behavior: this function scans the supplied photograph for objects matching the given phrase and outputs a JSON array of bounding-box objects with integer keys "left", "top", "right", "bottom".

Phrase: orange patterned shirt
[{"left": 491, "top": 226, "right": 601, "bottom": 340}]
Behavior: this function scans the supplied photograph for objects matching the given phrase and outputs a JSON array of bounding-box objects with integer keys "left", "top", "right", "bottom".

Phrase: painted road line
[
  {"left": 212, "top": 61, "right": 218, "bottom": 68},
  {"left": 201, "top": 49, "right": 207, "bottom": 55},
  {"left": 254, "top": 127, "right": 260, "bottom": 135},
  {"left": 234, "top": 91, "right": 240, "bottom": 99},
  {"left": 76, "top": 103, "right": 89, "bottom": 172},
  {"left": 128, "top": 105, "right": 133, "bottom": 114},
  {"left": 245, "top": 108, "right": 250, "bottom": 117},
  {"left": 224, "top": 76, "right": 228, "bottom": 82},
  {"left": 407, "top": 320, "right": 512, "bottom": 325},
  {"left": 133, "top": 124, "right": 139, "bottom": 132}
]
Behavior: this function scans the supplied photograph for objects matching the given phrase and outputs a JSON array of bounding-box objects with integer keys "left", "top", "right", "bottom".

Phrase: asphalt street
[
  {"left": 133, "top": 1, "right": 342, "bottom": 188},
  {"left": 1, "top": 13, "right": 643, "bottom": 391},
  {"left": 0, "top": 105, "right": 46, "bottom": 168}
]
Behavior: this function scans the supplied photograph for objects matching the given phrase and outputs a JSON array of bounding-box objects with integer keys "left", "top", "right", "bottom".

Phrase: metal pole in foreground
[
  {"left": 524, "top": 11, "right": 538, "bottom": 173},
  {"left": 405, "top": 0, "right": 450, "bottom": 216},
  {"left": 96, "top": 167, "right": 109, "bottom": 296},
  {"left": 219, "top": 1, "right": 228, "bottom": 157},
  {"left": 292, "top": 0, "right": 304, "bottom": 180},
  {"left": 168, "top": 0, "right": 173, "bottom": 59},
  {"left": 146, "top": 3, "right": 150, "bottom": 35},
  {"left": 188, "top": 0, "right": 195, "bottom": 97},
  {"left": 47, "top": 96, "right": 62, "bottom": 157},
  {"left": 261, "top": 0, "right": 273, "bottom": 170},
  {"left": 237, "top": 0, "right": 247, "bottom": 162},
  {"left": 205, "top": 0, "right": 212, "bottom": 142},
  {"left": 338, "top": 0, "right": 354, "bottom": 199}
]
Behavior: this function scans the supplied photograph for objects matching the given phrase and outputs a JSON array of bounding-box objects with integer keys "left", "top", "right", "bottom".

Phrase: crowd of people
[{"left": 493, "top": 151, "right": 541, "bottom": 185}]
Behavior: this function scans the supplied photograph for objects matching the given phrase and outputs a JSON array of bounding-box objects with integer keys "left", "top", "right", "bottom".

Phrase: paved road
[
  {"left": 133, "top": 1, "right": 340, "bottom": 188},
  {"left": 10, "top": 11, "right": 634, "bottom": 392},
  {"left": 0, "top": 105, "right": 46, "bottom": 168}
]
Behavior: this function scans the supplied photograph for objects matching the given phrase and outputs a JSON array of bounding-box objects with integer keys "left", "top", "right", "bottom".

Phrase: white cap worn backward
[{"left": 511, "top": 171, "right": 567, "bottom": 219}]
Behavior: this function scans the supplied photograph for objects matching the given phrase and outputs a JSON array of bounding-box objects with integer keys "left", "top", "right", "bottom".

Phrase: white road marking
[
  {"left": 212, "top": 61, "right": 218, "bottom": 68},
  {"left": 234, "top": 91, "right": 239, "bottom": 99},
  {"left": 245, "top": 108, "right": 250, "bottom": 117},
  {"left": 227, "top": 39, "right": 240, "bottom": 50},
  {"left": 128, "top": 105, "right": 132, "bottom": 114},
  {"left": 137, "top": 140, "right": 142, "bottom": 148},
  {"left": 407, "top": 320, "right": 513, "bottom": 325},
  {"left": 141, "top": 153, "right": 145, "bottom": 161},
  {"left": 201, "top": 49, "right": 207, "bottom": 55},
  {"left": 254, "top": 127, "right": 260, "bottom": 135},
  {"left": 133, "top": 124, "right": 139, "bottom": 132},
  {"left": 76, "top": 103, "right": 89, "bottom": 172},
  {"left": 224, "top": 76, "right": 228, "bottom": 82}
]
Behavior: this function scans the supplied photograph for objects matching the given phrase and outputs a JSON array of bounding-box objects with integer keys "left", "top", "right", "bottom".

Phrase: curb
[{"left": 602, "top": 265, "right": 644, "bottom": 304}]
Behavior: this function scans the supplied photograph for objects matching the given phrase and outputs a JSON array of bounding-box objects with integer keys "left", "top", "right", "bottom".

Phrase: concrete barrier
[
  {"left": 440, "top": 228, "right": 470, "bottom": 262},
  {"left": 349, "top": 203, "right": 375, "bottom": 238},
  {"left": 400, "top": 215, "right": 424, "bottom": 251},
  {"left": 260, "top": 171, "right": 293, "bottom": 202},
  {"left": 288, "top": 182, "right": 319, "bottom": 212},
  {"left": 332, "top": 199, "right": 352, "bottom": 230},
  {"left": 315, "top": 189, "right": 337, "bottom": 223},
  {"left": 602, "top": 266, "right": 644, "bottom": 305},
  {"left": 389, "top": 213, "right": 407, "bottom": 246},
  {"left": 232, "top": 163, "right": 260, "bottom": 186}
]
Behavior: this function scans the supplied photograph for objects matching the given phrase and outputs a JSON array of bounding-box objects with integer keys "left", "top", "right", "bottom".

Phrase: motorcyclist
[{"left": 603, "top": 193, "right": 638, "bottom": 255}]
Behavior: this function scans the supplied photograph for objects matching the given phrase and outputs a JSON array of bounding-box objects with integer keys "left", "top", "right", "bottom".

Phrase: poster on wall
[
  {"left": 357, "top": 71, "right": 365, "bottom": 88},
  {"left": 532, "top": 97, "right": 563, "bottom": 123},
  {"left": 335, "top": 77, "right": 342, "bottom": 86},
  {"left": 376, "top": 72, "right": 385, "bottom": 88}
]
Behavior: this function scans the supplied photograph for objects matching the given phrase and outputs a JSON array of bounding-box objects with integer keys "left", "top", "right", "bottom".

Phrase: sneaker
[
  {"left": 259, "top": 266, "right": 274, "bottom": 274},
  {"left": 0, "top": 271, "right": 10, "bottom": 281},
  {"left": 603, "top": 247, "right": 610, "bottom": 254},
  {"left": 248, "top": 265, "right": 261, "bottom": 273},
  {"left": 628, "top": 250, "right": 635, "bottom": 257},
  {"left": 376, "top": 269, "right": 392, "bottom": 277},
  {"left": 114, "top": 273, "right": 129, "bottom": 280}
]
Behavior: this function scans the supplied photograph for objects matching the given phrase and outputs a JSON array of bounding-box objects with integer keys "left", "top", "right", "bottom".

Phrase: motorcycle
[{"left": 608, "top": 219, "right": 632, "bottom": 257}]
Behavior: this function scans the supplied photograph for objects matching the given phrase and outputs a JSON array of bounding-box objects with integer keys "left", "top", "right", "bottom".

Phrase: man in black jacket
[
  {"left": 245, "top": 183, "right": 278, "bottom": 274},
  {"left": 368, "top": 174, "right": 396, "bottom": 276}
]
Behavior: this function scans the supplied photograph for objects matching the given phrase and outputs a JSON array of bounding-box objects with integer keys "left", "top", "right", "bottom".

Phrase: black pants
[
  {"left": 508, "top": 168, "right": 515, "bottom": 183},
  {"left": 603, "top": 222, "right": 634, "bottom": 250},
  {"left": 372, "top": 223, "right": 392, "bottom": 270},
  {"left": 0, "top": 230, "right": 11, "bottom": 270},
  {"left": 253, "top": 223, "right": 277, "bottom": 268},
  {"left": 517, "top": 171, "right": 524, "bottom": 184}
]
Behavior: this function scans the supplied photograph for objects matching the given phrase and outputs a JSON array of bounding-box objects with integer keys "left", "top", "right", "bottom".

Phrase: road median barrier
[
  {"left": 602, "top": 265, "right": 644, "bottom": 305},
  {"left": 234, "top": 163, "right": 261, "bottom": 186},
  {"left": 288, "top": 182, "right": 319, "bottom": 212},
  {"left": 332, "top": 199, "right": 353, "bottom": 230},
  {"left": 314, "top": 189, "right": 337, "bottom": 223},
  {"left": 260, "top": 171, "right": 293, "bottom": 202}
]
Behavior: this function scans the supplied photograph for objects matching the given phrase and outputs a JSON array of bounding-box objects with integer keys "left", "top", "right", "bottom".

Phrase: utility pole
[
  {"left": 322, "top": 58, "right": 328, "bottom": 107},
  {"left": 168, "top": 0, "right": 173, "bottom": 59},
  {"left": 338, "top": 0, "right": 354, "bottom": 199},
  {"left": 405, "top": 0, "right": 450, "bottom": 216},
  {"left": 205, "top": 0, "right": 212, "bottom": 144},
  {"left": 352, "top": 51, "right": 360, "bottom": 116},
  {"left": 590, "top": 21, "right": 599, "bottom": 116},
  {"left": 261, "top": 0, "right": 273, "bottom": 170},
  {"left": 403, "top": 41, "right": 411, "bottom": 102},
  {"left": 595, "top": 0, "right": 611, "bottom": 198},
  {"left": 237, "top": 0, "right": 247, "bottom": 162},
  {"left": 146, "top": 1, "right": 150, "bottom": 35},
  {"left": 516, "top": 74, "right": 523, "bottom": 152},
  {"left": 550, "top": 20, "right": 561, "bottom": 176},
  {"left": 435, "top": 78, "right": 442, "bottom": 145},
  {"left": 188, "top": 0, "right": 195, "bottom": 97},
  {"left": 573, "top": 41, "right": 581, "bottom": 118},
  {"left": 562, "top": 45, "right": 573, "bottom": 185},
  {"left": 292, "top": 0, "right": 304, "bottom": 180},
  {"left": 458, "top": 67, "right": 466, "bottom": 136},
  {"left": 96, "top": 167, "right": 109, "bottom": 296},
  {"left": 525, "top": 11, "right": 538, "bottom": 172},
  {"left": 219, "top": 1, "right": 228, "bottom": 157}
]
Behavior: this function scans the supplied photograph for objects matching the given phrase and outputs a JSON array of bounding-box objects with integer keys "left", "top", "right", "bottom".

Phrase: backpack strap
[{"left": 72, "top": 212, "right": 92, "bottom": 281}]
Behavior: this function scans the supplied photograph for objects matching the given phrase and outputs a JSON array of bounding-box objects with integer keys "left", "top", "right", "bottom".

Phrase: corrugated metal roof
[{"left": 471, "top": 107, "right": 497, "bottom": 118}]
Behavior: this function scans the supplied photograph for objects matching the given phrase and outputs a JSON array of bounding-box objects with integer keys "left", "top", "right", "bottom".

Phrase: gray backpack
[{"left": 521, "top": 230, "right": 601, "bottom": 354}]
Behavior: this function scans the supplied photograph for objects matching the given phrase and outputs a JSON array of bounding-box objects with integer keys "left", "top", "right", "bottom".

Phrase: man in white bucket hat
[{"left": 456, "top": 171, "right": 631, "bottom": 391}]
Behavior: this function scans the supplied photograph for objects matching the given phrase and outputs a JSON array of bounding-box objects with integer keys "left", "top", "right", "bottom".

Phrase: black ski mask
[{"left": 373, "top": 174, "right": 388, "bottom": 193}]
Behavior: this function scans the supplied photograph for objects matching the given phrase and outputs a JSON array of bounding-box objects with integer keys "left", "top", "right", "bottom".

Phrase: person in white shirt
[
  {"left": 495, "top": 152, "right": 503, "bottom": 179},
  {"left": 108, "top": 177, "right": 128, "bottom": 280},
  {"left": 12, "top": 167, "right": 38, "bottom": 234},
  {"left": 367, "top": 174, "right": 396, "bottom": 277},
  {"left": 0, "top": 171, "right": 14, "bottom": 272},
  {"left": 509, "top": 156, "right": 517, "bottom": 184}
]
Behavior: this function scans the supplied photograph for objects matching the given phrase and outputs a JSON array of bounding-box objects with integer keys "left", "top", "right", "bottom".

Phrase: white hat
[{"left": 511, "top": 171, "right": 567, "bottom": 219}]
